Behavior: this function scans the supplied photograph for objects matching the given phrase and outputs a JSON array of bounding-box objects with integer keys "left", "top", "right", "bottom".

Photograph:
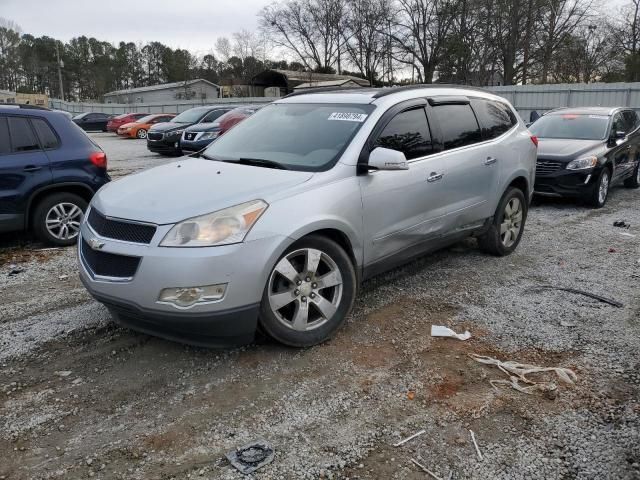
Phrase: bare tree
[
  {"left": 232, "top": 29, "right": 264, "bottom": 61},
  {"left": 215, "top": 37, "right": 232, "bottom": 63}
]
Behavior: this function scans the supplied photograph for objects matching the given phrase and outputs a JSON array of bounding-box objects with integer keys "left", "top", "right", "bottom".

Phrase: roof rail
[
  {"left": 282, "top": 86, "right": 373, "bottom": 98},
  {"left": 0, "top": 103, "right": 51, "bottom": 111},
  {"left": 372, "top": 83, "right": 491, "bottom": 99}
]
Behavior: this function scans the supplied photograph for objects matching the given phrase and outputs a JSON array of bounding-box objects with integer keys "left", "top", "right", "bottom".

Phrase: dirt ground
[{"left": 1, "top": 134, "right": 639, "bottom": 479}]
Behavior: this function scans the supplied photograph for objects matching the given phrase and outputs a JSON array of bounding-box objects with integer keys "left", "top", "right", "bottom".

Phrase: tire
[
  {"left": 259, "top": 235, "right": 357, "bottom": 347},
  {"left": 136, "top": 128, "right": 147, "bottom": 139},
  {"left": 32, "top": 192, "right": 87, "bottom": 246},
  {"left": 478, "top": 187, "right": 528, "bottom": 256},
  {"left": 624, "top": 162, "right": 640, "bottom": 188},
  {"left": 587, "top": 168, "right": 610, "bottom": 208}
]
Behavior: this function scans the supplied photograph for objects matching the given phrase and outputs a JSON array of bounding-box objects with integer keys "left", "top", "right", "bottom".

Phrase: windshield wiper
[{"left": 224, "top": 158, "right": 288, "bottom": 170}]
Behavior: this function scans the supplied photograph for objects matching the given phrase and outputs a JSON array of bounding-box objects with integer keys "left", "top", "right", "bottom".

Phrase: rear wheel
[
  {"left": 259, "top": 236, "right": 357, "bottom": 347},
  {"left": 478, "top": 187, "right": 527, "bottom": 256},
  {"left": 32, "top": 192, "right": 87, "bottom": 246},
  {"left": 624, "top": 162, "right": 640, "bottom": 188},
  {"left": 587, "top": 168, "right": 610, "bottom": 208},
  {"left": 136, "top": 128, "right": 147, "bottom": 139}
]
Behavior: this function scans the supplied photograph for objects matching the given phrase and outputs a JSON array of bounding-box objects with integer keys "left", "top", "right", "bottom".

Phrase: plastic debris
[
  {"left": 8, "top": 264, "right": 24, "bottom": 276},
  {"left": 469, "top": 429, "right": 483, "bottom": 461},
  {"left": 394, "top": 429, "right": 426, "bottom": 447},
  {"left": 431, "top": 325, "right": 471, "bottom": 341},
  {"left": 54, "top": 371, "right": 72, "bottom": 377},
  {"left": 411, "top": 459, "right": 444, "bottom": 480},
  {"left": 226, "top": 439, "right": 274, "bottom": 475},
  {"left": 469, "top": 353, "right": 577, "bottom": 397},
  {"left": 613, "top": 220, "right": 630, "bottom": 229},
  {"left": 619, "top": 232, "right": 636, "bottom": 238},
  {"left": 533, "top": 286, "right": 623, "bottom": 308}
]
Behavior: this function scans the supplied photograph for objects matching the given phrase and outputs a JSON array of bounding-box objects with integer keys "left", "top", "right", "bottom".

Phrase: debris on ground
[
  {"left": 8, "top": 264, "right": 24, "bottom": 276},
  {"left": 431, "top": 325, "right": 471, "bottom": 341},
  {"left": 618, "top": 232, "right": 636, "bottom": 238},
  {"left": 609, "top": 247, "right": 617, "bottom": 253},
  {"left": 469, "top": 429, "right": 483, "bottom": 461},
  {"left": 613, "top": 220, "right": 630, "bottom": 229},
  {"left": 469, "top": 354, "right": 577, "bottom": 398},
  {"left": 559, "top": 320, "right": 578, "bottom": 328},
  {"left": 411, "top": 459, "right": 444, "bottom": 480},
  {"left": 225, "top": 439, "right": 274, "bottom": 475},
  {"left": 532, "top": 286, "right": 623, "bottom": 308},
  {"left": 54, "top": 371, "right": 72, "bottom": 377},
  {"left": 393, "top": 429, "right": 426, "bottom": 447}
]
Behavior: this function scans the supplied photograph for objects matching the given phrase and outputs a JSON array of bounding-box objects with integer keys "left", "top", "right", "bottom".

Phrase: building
[
  {"left": 251, "top": 69, "right": 370, "bottom": 96},
  {"left": 294, "top": 79, "right": 365, "bottom": 90},
  {"left": 103, "top": 79, "right": 220, "bottom": 104},
  {"left": 0, "top": 90, "right": 49, "bottom": 107}
]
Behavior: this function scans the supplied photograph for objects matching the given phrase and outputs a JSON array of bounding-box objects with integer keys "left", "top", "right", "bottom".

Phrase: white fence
[
  {"left": 50, "top": 82, "right": 640, "bottom": 121},
  {"left": 487, "top": 82, "right": 640, "bottom": 122},
  {"left": 49, "top": 97, "right": 273, "bottom": 115}
]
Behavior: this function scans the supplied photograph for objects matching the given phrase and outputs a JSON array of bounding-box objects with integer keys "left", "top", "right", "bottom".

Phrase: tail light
[
  {"left": 90, "top": 151, "right": 107, "bottom": 169},
  {"left": 530, "top": 135, "right": 539, "bottom": 147}
]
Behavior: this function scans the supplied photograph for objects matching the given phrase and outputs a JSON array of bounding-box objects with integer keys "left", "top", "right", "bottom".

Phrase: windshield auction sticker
[{"left": 328, "top": 112, "right": 368, "bottom": 122}]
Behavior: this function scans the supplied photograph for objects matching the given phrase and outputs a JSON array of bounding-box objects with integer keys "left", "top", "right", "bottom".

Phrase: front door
[
  {"left": 0, "top": 115, "right": 52, "bottom": 231},
  {"left": 360, "top": 106, "right": 450, "bottom": 266}
]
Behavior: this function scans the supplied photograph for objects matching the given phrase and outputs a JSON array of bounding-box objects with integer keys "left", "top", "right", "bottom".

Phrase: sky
[{"left": 0, "top": 0, "right": 273, "bottom": 55}]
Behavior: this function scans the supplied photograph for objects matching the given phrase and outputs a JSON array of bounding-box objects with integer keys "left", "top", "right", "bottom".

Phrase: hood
[
  {"left": 119, "top": 122, "right": 138, "bottom": 129},
  {"left": 185, "top": 121, "right": 220, "bottom": 133},
  {"left": 149, "top": 121, "right": 189, "bottom": 133},
  {"left": 537, "top": 138, "right": 605, "bottom": 162},
  {"left": 92, "top": 158, "right": 314, "bottom": 224}
]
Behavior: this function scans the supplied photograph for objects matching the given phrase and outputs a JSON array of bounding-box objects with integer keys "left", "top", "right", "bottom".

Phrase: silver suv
[{"left": 78, "top": 86, "right": 537, "bottom": 348}]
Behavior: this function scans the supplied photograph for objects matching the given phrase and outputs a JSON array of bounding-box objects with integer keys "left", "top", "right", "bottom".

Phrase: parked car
[
  {"left": 0, "top": 105, "right": 109, "bottom": 246},
  {"left": 107, "top": 113, "right": 149, "bottom": 133},
  {"left": 147, "top": 106, "right": 235, "bottom": 156},
  {"left": 180, "top": 105, "right": 263, "bottom": 153},
  {"left": 72, "top": 112, "right": 113, "bottom": 132},
  {"left": 117, "top": 114, "right": 175, "bottom": 139},
  {"left": 78, "top": 86, "right": 536, "bottom": 348},
  {"left": 529, "top": 107, "right": 640, "bottom": 207}
]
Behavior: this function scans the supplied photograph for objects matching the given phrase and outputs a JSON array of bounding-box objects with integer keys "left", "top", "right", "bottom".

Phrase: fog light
[{"left": 159, "top": 284, "right": 227, "bottom": 308}]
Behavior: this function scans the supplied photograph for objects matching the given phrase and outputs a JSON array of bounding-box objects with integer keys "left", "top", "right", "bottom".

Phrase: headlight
[
  {"left": 160, "top": 200, "right": 268, "bottom": 247},
  {"left": 566, "top": 156, "right": 598, "bottom": 170},
  {"left": 200, "top": 131, "right": 220, "bottom": 141}
]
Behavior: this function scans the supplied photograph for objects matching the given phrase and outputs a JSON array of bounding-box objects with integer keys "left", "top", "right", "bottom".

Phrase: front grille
[
  {"left": 88, "top": 208, "right": 156, "bottom": 244},
  {"left": 536, "top": 159, "right": 564, "bottom": 176},
  {"left": 147, "top": 132, "right": 163, "bottom": 141},
  {"left": 81, "top": 239, "right": 141, "bottom": 278},
  {"left": 185, "top": 132, "right": 198, "bottom": 141}
]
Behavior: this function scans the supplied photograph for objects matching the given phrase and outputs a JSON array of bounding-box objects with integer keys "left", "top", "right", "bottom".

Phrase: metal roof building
[
  {"left": 251, "top": 70, "right": 370, "bottom": 96},
  {"left": 103, "top": 79, "right": 220, "bottom": 104}
]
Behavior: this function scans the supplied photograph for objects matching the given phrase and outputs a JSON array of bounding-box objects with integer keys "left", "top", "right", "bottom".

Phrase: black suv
[
  {"left": 0, "top": 105, "right": 110, "bottom": 246},
  {"left": 146, "top": 106, "right": 234, "bottom": 156}
]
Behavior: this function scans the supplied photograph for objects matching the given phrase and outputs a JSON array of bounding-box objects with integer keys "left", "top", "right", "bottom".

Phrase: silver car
[{"left": 78, "top": 86, "right": 537, "bottom": 347}]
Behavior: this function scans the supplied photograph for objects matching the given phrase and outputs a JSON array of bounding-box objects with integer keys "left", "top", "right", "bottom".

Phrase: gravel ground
[{"left": 1, "top": 135, "right": 639, "bottom": 479}]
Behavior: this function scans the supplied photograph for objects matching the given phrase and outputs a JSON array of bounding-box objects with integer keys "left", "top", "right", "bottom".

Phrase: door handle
[
  {"left": 427, "top": 172, "right": 444, "bottom": 183},
  {"left": 484, "top": 157, "right": 498, "bottom": 166},
  {"left": 23, "top": 165, "right": 42, "bottom": 172}
]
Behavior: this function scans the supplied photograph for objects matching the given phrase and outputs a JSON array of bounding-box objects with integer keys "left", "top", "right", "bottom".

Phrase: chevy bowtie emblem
[{"left": 88, "top": 237, "right": 105, "bottom": 250}]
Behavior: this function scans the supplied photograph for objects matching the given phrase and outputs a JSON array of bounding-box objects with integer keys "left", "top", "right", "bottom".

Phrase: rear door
[
  {"left": 426, "top": 100, "right": 500, "bottom": 227},
  {"left": 0, "top": 115, "right": 52, "bottom": 232},
  {"left": 360, "top": 104, "right": 450, "bottom": 265}
]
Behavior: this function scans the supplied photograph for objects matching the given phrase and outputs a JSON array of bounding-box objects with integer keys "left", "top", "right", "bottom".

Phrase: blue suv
[{"left": 0, "top": 105, "right": 110, "bottom": 246}]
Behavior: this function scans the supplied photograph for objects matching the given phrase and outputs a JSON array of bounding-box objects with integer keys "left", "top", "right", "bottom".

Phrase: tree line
[{"left": 1, "top": 0, "right": 640, "bottom": 102}]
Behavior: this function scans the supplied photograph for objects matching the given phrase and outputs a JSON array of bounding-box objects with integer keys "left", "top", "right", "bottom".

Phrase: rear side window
[
  {"left": 32, "top": 118, "right": 60, "bottom": 149},
  {"left": 0, "top": 117, "right": 10, "bottom": 154},
  {"left": 431, "top": 104, "right": 482, "bottom": 150},
  {"left": 7, "top": 117, "right": 40, "bottom": 152},
  {"left": 374, "top": 108, "right": 434, "bottom": 160},
  {"left": 472, "top": 99, "right": 517, "bottom": 140}
]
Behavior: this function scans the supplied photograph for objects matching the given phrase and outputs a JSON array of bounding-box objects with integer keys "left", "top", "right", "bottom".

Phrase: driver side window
[
  {"left": 612, "top": 113, "right": 629, "bottom": 134},
  {"left": 374, "top": 108, "right": 434, "bottom": 160}
]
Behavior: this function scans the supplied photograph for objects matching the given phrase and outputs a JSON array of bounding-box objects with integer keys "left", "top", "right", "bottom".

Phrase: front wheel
[
  {"left": 587, "top": 168, "right": 610, "bottom": 208},
  {"left": 32, "top": 192, "right": 87, "bottom": 246},
  {"left": 478, "top": 187, "right": 528, "bottom": 256},
  {"left": 259, "top": 236, "right": 357, "bottom": 347},
  {"left": 136, "top": 128, "right": 147, "bottom": 139}
]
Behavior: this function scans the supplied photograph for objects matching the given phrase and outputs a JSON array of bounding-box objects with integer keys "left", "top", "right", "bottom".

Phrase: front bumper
[
  {"left": 78, "top": 219, "right": 288, "bottom": 347},
  {"left": 534, "top": 166, "right": 602, "bottom": 197},
  {"left": 147, "top": 137, "right": 182, "bottom": 155}
]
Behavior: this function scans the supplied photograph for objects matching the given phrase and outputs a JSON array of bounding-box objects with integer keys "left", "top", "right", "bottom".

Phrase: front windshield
[
  {"left": 529, "top": 114, "right": 609, "bottom": 140},
  {"left": 173, "top": 109, "right": 207, "bottom": 123},
  {"left": 202, "top": 103, "right": 375, "bottom": 171}
]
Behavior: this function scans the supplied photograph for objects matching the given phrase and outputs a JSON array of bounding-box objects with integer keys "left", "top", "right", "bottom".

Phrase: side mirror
[
  {"left": 609, "top": 130, "right": 626, "bottom": 147},
  {"left": 367, "top": 147, "right": 409, "bottom": 171}
]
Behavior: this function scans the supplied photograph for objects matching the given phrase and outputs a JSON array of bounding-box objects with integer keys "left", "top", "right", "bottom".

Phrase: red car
[{"left": 106, "top": 113, "right": 150, "bottom": 133}]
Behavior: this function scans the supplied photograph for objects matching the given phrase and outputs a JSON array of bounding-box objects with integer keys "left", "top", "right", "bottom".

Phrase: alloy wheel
[
  {"left": 599, "top": 171, "right": 610, "bottom": 205},
  {"left": 268, "top": 248, "right": 343, "bottom": 332},
  {"left": 500, "top": 197, "right": 523, "bottom": 248},
  {"left": 45, "top": 202, "right": 83, "bottom": 241},
  {"left": 137, "top": 129, "right": 147, "bottom": 139}
]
